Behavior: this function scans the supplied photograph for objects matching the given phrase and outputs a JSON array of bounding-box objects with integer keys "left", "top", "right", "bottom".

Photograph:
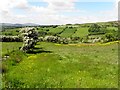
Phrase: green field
[
  {"left": 1, "top": 28, "right": 21, "bottom": 36},
  {"left": 59, "top": 28, "right": 77, "bottom": 38},
  {"left": 1, "top": 21, "right": 119, "bottom": 88},
  {"left": 48, "top": 27, "right": 64, "bottom": 34},
  {"left": 2, "top": 22, "right": 118, "bottom": 40},
  {"left": 72, "top": 28, "right": 89, "bottom": 37},
  {"left": 2, "top": 42, "right": 118, "bottom": 88},
  {"left": 1, "top": 42, "right": 22, "bottom": 56}
]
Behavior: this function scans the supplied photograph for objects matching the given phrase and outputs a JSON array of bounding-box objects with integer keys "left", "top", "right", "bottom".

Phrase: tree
[
  {"left": 19, "top": 27, "right": 38, "bottom": 52},
  {"left": 88, "top": 24, "right": 107, "bottom": 35}
]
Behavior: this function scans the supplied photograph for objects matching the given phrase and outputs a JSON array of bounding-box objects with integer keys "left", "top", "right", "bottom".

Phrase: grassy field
[
  {"left": 2, "top": 41, "right": 118, "bottom": 88},
  {"left": 48, "top": 27, "right": 64, "bottom": 34},
  {"left": 59, "top": 28, "right": 77, "bottom": 38},
  {"left": 1, "top": 28, "right": 21, "bottom": 36},
  {"left": 1, "top": 42, "right": 22, "bottom": 56},
  {"left": 72, "top": 28, "right": 89, "bottom": 37}
]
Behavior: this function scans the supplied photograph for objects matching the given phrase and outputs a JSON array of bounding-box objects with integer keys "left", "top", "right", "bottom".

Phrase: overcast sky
[{"left": 0, "top": 0, "right": 119, "bottom": 25}]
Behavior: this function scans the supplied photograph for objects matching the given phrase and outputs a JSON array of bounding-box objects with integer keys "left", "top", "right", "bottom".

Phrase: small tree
[
  {"left": 19, "top": 27, "right": 38, "bottom": 52},
  {"left": 88, "top": 24, "right": 107, "bottom": 35}
]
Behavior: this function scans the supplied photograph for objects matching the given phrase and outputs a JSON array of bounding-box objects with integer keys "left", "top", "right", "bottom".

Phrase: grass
[
  {"left": 2, "top": 41, "right": 118, "bottom": 88},
  {"left": 1, "top": 28, "right": 21, "bottom": 36},
  {"left": 72, "top": 27, "right": 89, "bottom": 38},
  {"left": 1, "top": 42, "right": 22, "bottom": 56},
  {"left": 107, "top": 27, "right": 118, "bottom": 31},
  {"left": 48, "top": 27, "right": 64, "bottom": 34},
  {"left": 59, "top": 28, "right": 77, "bottom": 38}
]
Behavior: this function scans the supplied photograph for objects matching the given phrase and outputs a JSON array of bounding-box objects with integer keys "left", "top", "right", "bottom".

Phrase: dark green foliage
[
  {"left": 88, "top": 24, "right": 107, "bottom": 35},
  {"left": 105, "top": 33, "right": 116, "bottom": 42}
]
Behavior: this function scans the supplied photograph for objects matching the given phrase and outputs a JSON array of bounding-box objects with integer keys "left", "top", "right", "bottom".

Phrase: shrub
[
  {"left": 19, "top": 27, "right": 39, "bottom": 52},
  {"left": 0, "top": 36, "right": 22, "bottom": 42},
  {"left": 105, "top": 33, "right": 115, "bottom": 42},
  {"left": 88, "top": 24, "right": 107, "bottom": 35}
]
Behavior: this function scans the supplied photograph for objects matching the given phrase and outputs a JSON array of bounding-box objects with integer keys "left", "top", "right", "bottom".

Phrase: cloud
[
  {"left": 14, "top": 0, "right": 29, "bottom": 10},
  {"left": 0, "top": 0, "right": 118, "bottom": 24},
  {"left": 43, "top": 0, "right": 76, "bottom": 12}
]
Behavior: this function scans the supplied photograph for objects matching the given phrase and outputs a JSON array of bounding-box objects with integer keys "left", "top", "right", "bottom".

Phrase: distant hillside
[
  {"left": 1, "top": 23, "right": 40, "bottom": 27},
  {"left": 66, "top": 21, "right": 118, "bottom": 27}
]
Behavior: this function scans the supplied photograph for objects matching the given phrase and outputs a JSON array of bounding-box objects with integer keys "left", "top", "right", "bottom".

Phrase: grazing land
[
  {"left": 1, "top": 21, "right": 119, "bottom": 88},
  {"left": 1, "top": 41, "right": 118, "bottom": 88}
]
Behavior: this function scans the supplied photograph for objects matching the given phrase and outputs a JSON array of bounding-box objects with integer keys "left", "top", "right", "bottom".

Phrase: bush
[
  {"left": 105, "top": 33, "right": 115, "bottom": 42},
  {"left": 0, "top": 36, "right": 22, "bottom": 42},
  {"left": 88, "top": 24, "right": 107, "bottom": 35},
  {"left": 20, "top": 27, "right": 39, "bottom": 52}
]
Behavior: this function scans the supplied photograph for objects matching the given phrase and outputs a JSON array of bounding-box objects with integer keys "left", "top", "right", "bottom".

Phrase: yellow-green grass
[
  {"left": 59, "top": 28, "right": 77, "bottom": 38},
  {"left": 2, "top": 42, "right": 118, "bottom": 88},
  {"left": 72, "top": 28, "right": 89, "bottom": 37},
  {"left": 107, "top": 27, "right": 118, "bottom": 31},
  {"left": 1, "top": 42, "right": 22, "bottom": 56},
  {"left": 1, "top": 28, "right": 21, "bottom": 36},
  {"left": 48, "top": 27, "right": 64, "bottom": 34}
]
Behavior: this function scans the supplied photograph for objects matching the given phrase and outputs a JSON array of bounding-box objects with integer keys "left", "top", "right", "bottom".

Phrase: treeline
[
  {"left": 0, "top": 35, "right": 79, "bottom": 44},
  {"left": 88, "top": 24, "right": 118, "bottom": 35}
]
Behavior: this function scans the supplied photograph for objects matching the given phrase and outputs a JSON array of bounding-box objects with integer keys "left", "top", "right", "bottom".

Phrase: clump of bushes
[
  {"left": 39, "top": 36, "right": 71, "bottom": 44},
  {"left": 88, "top": 24, "right": 107, "bottom": 35},
  {"left": 0, "top": 36, "right": 22, "bottom": 42}
]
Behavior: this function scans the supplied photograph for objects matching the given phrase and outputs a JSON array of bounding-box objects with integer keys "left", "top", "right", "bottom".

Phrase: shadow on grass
[{"left": 27, "top": 47, "right": 52, "bottom": 54}]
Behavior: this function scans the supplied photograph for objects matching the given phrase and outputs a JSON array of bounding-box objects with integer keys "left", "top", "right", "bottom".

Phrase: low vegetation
[
  {"left": 1, "top": 21, "right": 119, "bottom": 88},
  {"left": 1, "top": 41, "right": 119, "bottom": 88}
]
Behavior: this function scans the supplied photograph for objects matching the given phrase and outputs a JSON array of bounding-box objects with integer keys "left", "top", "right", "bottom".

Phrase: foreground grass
[{"left": 2, "top": 42, "right": 118, "bottom": 88}]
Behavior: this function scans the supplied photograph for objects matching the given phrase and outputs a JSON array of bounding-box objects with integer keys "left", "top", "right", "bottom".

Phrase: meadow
[
  {"left": 1, "top": 41, "right": 118, "bottom": 88},
  {"left": 1, "top": 21, "right": 119, "bottom": 88}
]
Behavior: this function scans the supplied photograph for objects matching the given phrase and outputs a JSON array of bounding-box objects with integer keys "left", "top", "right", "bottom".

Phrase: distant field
[
  {"left": 72, "top": 27, "right": 89, "bottom": 37},
  {"left": 1, "top": 24, "right": 118, "bottom": 39},
  {"left": 48, "top": 27, "right": 64, "bottom": 34},
  {"left": 2, "top": 42, "right": 118, "bottom": 88},
  {"left": 1, "top": 28, "right": 21, "bottom": 36},
  {"left": 59, "top": 28, "right": 77, "bottom": 38},
  {"left": 107, "top": 27, "right": 118, "bottom": 31}
]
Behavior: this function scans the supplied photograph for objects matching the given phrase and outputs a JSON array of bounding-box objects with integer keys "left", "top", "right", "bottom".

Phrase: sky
[{"left": 0, "top": 0, "right": 119, "bottom": 25}]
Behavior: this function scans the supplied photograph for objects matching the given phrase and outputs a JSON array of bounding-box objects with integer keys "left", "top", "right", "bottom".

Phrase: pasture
[{"left": 2, "top": 41, "right": 118, "bottom": 88}]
